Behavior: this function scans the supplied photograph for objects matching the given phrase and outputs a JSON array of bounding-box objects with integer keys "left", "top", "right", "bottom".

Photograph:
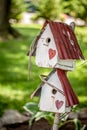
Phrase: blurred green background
[{"left": 0, "top": 0, "right": 87, "bottom": 116}]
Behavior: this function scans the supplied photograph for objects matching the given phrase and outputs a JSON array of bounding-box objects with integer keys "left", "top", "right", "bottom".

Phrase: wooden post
[{"left": 53, "top": 113, "right": 59, "bottom": 130}]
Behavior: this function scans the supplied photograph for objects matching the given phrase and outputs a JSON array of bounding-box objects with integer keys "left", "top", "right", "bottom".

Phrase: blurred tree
[
  {"left": 10, "top": 0, "right": 25, "bottom": 21},
  {"left": 0, "top": 0, "right": 24, "bottom": 40},
  {"left": 31, "top": 0, "right": 87, "bottom": 22},
  {"left": 59, "top": 0, "right": 87, "bottom": 22},
  {"left": 31, "top": 0, "right": 60, "bottom": 21}
]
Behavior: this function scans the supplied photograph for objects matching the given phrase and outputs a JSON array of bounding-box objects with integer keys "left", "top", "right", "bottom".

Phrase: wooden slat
[
  {"left": 68, "top": 25, "right": 84, "bottom": 59},
  {"left": 49, "top": 21, "right": 64, "bottom": 59},
  {"left": 48, "top": 21, "right": 84, "bottom": 60},
  {"left": 61, "top": 24, "right": 76, "bottom": 59},
  {"left": 57, "top": 23, "right": 69, "bottom": 59}
]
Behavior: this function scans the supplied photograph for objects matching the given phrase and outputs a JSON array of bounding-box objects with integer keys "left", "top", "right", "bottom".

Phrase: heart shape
[
  {"left": 49, "top": 48, "right": 56, "bottom": 59},
  {"left": 55, "top": 100, "right": 64, "bottom": 110}
]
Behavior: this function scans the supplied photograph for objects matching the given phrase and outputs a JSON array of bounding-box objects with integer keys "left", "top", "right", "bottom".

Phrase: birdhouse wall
[
  {"left": 39, "top": 71, "right": 66, "bottom": 113},
  {"left": 35, "top": 24, "right": 76, "bottom": 70},
  {"left": 36, "top": 24, "right": 58, "bottom": 68}
]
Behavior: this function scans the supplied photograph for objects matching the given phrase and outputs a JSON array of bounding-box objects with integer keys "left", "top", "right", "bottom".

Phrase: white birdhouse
[
  {"left": 39, "top": 70, "right": 65, "bottom": 113},
  {"left": 31, "top": 69, "right": 79, "bottom": 113},
  {"left": 28, "top": 20, "right": 84, "bottom": 71}
]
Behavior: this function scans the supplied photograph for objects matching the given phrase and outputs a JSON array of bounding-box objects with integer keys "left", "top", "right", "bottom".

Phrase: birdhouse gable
[
  {"left": 31, "top": 69, "right": 79, "bottom": 108},
  {"left": 30, "top": 69, "right": 64, "bottom": 98},
  {"left": 36, "top": 24, "right": 58, "bottom": 68},
  {"left": 39, "top": 70, "right": 66, "bottom": 113},
  {"left": 35, "top": 22, "right": 76, "bottom": 70},
  {"left": 28, "top": 20, "right": 84, "bottom": 70},
  {"left": 30, "top": 69, "right": 66, "bottom": 113}
]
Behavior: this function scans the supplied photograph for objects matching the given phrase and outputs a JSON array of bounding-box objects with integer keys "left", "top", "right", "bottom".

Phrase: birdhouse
[
  {"left": 31, "top": 69, "right": 79, "bottom": 113},
  {"left": 27, "top": 20, "right": 85, "bottom": 130},
  {"left": 29, "top": 20, "right": 84, "bottom": 71}
]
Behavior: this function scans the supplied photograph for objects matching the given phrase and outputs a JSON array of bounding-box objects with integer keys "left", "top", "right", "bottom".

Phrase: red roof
[
  {"left": 31, "top": 69, "right": 79, "bottom": 106},
  {"left": 42, "top": 20, "right": 84, "bottom": 60},
  {"left": 56, "top": 69, "right": 79, "bottom": 106}
]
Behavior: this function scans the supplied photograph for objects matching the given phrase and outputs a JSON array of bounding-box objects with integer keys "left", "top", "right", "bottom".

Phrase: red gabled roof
[
  {"left": 57, "top": 69, "right": 79, "bottom": 106},
  {"left": 42, "top": 20, "right": 84, "bottom": 60},
  {"left": 31, "top": 68, "right": 79, "bottom": 106}
]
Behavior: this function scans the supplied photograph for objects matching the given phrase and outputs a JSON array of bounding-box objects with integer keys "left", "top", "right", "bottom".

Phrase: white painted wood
[
  {"left": 35, "top": 24, "right": 76, "bottom": 70},
  {"left": 39, "top": 71, "right": 66, "bottom": 113},
  {"left": 36, "top": 24, "right": 58, "bottom": 68},
  {"left": 55, "top": 59, "right": 76, "bottom": 71}
]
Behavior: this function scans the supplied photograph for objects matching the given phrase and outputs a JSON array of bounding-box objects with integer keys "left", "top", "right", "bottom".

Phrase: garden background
[{"left": 0, "top": 0, "right": 87, "bottom": 117}]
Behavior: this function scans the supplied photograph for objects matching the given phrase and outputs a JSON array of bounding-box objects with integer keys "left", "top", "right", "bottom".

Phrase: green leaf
[{"left": 23, "top": 102, "right": 39, "bottom": 114}]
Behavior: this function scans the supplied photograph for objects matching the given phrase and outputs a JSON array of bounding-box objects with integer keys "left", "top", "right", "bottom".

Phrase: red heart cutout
[
  {"left": 55, "top": 100, "right": 64, "bottom": 109},
  {"left": 49, "top": 48, "right": 56, "bottom": 59}
]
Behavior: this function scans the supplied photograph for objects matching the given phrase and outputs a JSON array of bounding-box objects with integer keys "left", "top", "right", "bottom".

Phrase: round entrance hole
[
  {"left": 52, "top": 89, "right": 57, "bottom": 95},
  {"left": 46, "top": 38, "right": 51, "bottom": 43}
]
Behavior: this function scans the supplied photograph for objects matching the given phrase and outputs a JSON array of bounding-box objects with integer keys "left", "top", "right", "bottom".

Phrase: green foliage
[
  {"left": 23, "top": 102, "right": 39, "bottom": 114},
  {"left": 25, "top": 1, "right": 37, "bottom": 13},
  {"left": 10, "top": 0, "right": 25, "bottom": 21},
  {"left": 31, "top": 0, "right": 60, "bottom": 20},
  {"left": 28, "top": 0, "right": 87, "bottom": 22},
  {"left": 59, "top": 0, "right": 87, "bottom": 22},
  {"left": 23, "top": 102, "right": 54, "bottom": 125},
  {"left": 0, "top": 24, "right": 87, "bottom": 117},
  {"left": 24, "top": 102, "right": 86, "bottom": 129},
  {"left": 74, "top": 118, "right": 86, "bottom": 130},
  {"left": 0, "top": 24, "right": 41, "bottom": 116}
]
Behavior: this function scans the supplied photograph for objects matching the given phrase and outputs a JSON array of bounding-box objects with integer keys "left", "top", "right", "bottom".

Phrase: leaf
[
  {"left": 23, "top": 102, "right": 54, "bottom": 125},
  {"left": 23, "top": 102, "right": 39, "bottom": 114}
]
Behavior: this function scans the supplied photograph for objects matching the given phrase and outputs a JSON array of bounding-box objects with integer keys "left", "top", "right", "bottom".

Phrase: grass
[{"left": 0, "top": 23, "right": 87, "bottom": 116}]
